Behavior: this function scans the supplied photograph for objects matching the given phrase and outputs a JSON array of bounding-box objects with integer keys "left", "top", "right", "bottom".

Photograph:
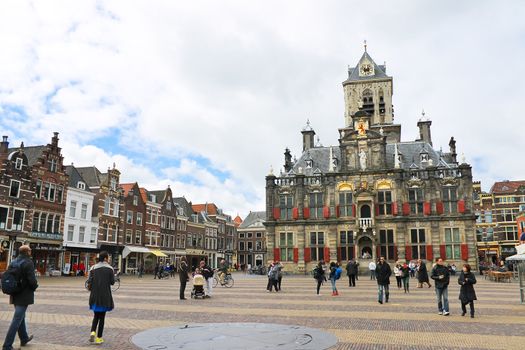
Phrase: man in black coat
[
  {"left": 179, "top": 257, "right": 189, "bottom": 300},
  {"left": 375, "top": 257, "right": 391, "bottom": 304},
  {"left": 431, "top": 257, "right": 451, "bottom": 316},
  {"left": 2, "top": 245, "right": 38, "bottom": 350},
  {"left": 346, "top": 260, "right": 357, "bottom": 287}
]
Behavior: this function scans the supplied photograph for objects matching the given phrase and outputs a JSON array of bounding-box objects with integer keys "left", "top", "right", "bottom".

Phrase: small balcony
[{"left": 359, "top": 218, "right": 373, "bottom": 229}]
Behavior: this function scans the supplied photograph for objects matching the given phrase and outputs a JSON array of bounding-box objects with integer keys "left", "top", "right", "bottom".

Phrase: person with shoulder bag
[
  {"left": 2, "top": 245, "right": 38, "bottom": 350},
  {"left": 87, "top": 251, "right": 115, "bottom": 345},
  {"left": 458, "top": 263, "right": 477, "bottom": 318}
]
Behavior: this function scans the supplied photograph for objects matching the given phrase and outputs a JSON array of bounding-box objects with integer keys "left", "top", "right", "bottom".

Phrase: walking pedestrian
[
  {"left": 154, "top": 262, "right": 159, "bottom": 279},
  {"left": 394, "top": 262, "right": 402, "bottom": 289},
  {"left": 179, "top": 257, "right": 189, "bottom": 300},
  {"left": 313, "top": 262, "right": 326, "bottom": 296},
  {"left": 458, "top": 263, "right": 477, "bottom": 318},
  {"left": 375, "top": 256, "right": 391, "bottom": 304},
  {"left": 2, "top": 245, "right": 38, "bottom": 350},
  {"left": 431, "top": 257, "right": 451, "bottom": 316},
  {"left": 329, "top": 262, "right": 338, "bottom": 296},
  {"left": 199, "top": 260, "right": 213, "bottom": 298},
  {"left": 138, "top": 262, "right": 144, "bottom": 278},
  {"left": 401, "top": 262, "right": 410, "bottom": 293},
  {"left": 87, "top": 251, "right": 115, "bottom": 345},
  {"left": 267, "top": 263, "right": 279, "bottom": 292},
  {"left": 369, "top": 260, "right": 376, "bottom": 280},
  {"left": 417, "top": 259, "right": 432, "bottom": 288},
  {"left": 409, "top": 260, "right": 416, "bottom": 278},
  {"left": 346, "top": 260, "right": 357, "bottom": 287},
  {"left": 276, "top": 261, "right": 283, "bottom": 291}
]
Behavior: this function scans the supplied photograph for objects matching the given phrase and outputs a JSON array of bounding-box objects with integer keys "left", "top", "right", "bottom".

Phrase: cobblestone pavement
[{"left": 1, "top": 273, "right": 524, "bottom": 349}]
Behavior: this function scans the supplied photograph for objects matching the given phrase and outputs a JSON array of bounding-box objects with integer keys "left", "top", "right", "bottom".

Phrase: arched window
[
  {"left": 378, "top": 88, "right": 385, "bottom": 116},
  {"left": 362, "top": 89, "right": 374, "bottom": 114}
]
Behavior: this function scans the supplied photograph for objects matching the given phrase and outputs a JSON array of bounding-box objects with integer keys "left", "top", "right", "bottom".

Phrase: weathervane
[{"left": 364, "top": 39, "right": 367, "bottom": 52}]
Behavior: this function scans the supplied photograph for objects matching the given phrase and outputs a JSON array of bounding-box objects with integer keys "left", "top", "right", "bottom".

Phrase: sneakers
[
  {"left": 95, "top": 337, "right": 104, "bottom": 345},
  {"left": 378, "top": 300, "right": 383, "bottom": 304},
  {"left": 89, "top": 332, "right": 96, "bottom": 343},
  {"left": 443, "top": 311, "right": 450, "bottom": 316},
  {"left": 438, "top": 311, "right": 443, "bottom": 315}
]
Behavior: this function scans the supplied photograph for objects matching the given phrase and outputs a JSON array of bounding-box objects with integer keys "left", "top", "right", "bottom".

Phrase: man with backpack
[{"left": 2, "top": 245, "right": 38, "bottom": 350}]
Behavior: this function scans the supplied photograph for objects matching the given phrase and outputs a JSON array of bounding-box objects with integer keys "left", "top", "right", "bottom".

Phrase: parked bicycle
[
  {"left": 212, "top": 271, "right": 234, "bottom": 288},
  {"left": 85, "top": 271, "right": 120, "bottom": 292}
]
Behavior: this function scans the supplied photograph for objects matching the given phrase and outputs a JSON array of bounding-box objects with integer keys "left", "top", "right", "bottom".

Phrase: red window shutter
[
  {"left": 405, "top": 245, "right": 412, "bottom": 261},
  {"left": 352, "top": 204, "right": 356, "bottom": 217},
  {"left": 436, "top": 202, "right": 444, "bottom": 215},
  {"left": 439, "top": 244, "right": 447, "bottom": 260},
  {"left": 461, "top": 243, "right": 468, "bottom": 261},
  {"left": 337, "top": 247, "right": 342, "bottom": 261},
  {"left": 293, "top": 247, "right": 299, "bottom": 263},
  {"left": 303, "top": 207, "right": 310, "bottom": 219},
  {"left": 402, "top": 202, "right": 410, "bottom": 216},
  {"left": 376, "top": 246, "right": 381, "bottom": 259},
  {"left": 458, "top": 200, "right": 465, "bottom": 214},
  {"left": 394, "top": 245, "right": 398, "bottom": 261},
  {"left": 273, "top": 208, "right": 280, "bottom": 220},
  {"left": 324, "top": 247, "right": 331, "bottom": 262},
  {"left": 292, "top": 207, "right": 299, "bottom": 220},
  {"left": 273, "top": 248, "right": 280, "bottom": 261},
  {"left": 426, "top": 245, "right": 433, "bottom": 261},
  {"left": 375, "top": 204, "right": 380, "bottom": 216},
  {"left": 423, "top": 202, "right": 431, "bottom": 216},
  {"left": 392, "top": 202, "right": 398, "bottom": 216},
  {"left": 335, "top": 205, "right": 340, "bottom": 218},
  {"left": 323, "top": 206, "right": 330, "bottom": 219},
  {"left": 304, "top": 248, "right": 311, "bottom": 263}
]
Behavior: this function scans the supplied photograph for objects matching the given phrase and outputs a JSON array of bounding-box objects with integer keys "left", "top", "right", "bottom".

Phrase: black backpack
[{"left": 1, "top": 261, "right": 23, "bottom": 295}]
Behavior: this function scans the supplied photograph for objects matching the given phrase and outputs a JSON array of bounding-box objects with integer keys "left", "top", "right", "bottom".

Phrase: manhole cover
[{"left": 131, "top": 322, "right": 338, "bottom": 350}]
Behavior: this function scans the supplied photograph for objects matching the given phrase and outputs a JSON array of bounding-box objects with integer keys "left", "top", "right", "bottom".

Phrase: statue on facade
[{"left": 359, "top": 150, "right": 367, "bottom": 170}]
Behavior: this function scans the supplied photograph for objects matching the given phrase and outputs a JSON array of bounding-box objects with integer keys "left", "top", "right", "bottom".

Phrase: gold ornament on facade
[
  {"left": 337, "top": 182, "right": 354, "bottom": 192},
  {"left": 375, "top": 179, "right": 393, "bottom": 190}
]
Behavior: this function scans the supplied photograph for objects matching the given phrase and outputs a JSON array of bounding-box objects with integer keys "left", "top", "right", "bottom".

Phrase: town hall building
[{"left": 265, "top": 48, "right": 477, "bottom": 273}]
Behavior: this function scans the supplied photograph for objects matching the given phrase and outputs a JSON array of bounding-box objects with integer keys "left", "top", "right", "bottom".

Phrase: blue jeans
[
  {"left": 378, "top": 284, "right": 389, "bottom": 302},
  {"left": 3, "top": 305, "right": 29, "bottom": 350},
  {"left": 435, "top": 287, "right": 449, "bottom": 312},
  {"left": 330, "top": 277, "right": 337, "bottom": 292}
]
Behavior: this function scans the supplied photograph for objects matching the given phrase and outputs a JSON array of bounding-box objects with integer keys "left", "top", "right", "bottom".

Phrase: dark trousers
[
  {"left": 461, "top": 301, "right": 475, "bottom": 316},
  {"left": 316, "top": 280, "right": 323, "bottom": 294},
  {"left": 91, "top": 312, "right": 106, "bottom": 338},
  {"left": 180, "top": 279, "right": 187, "bottom": 299},
  {"left": 154, "top": 270, "right": 158, "bottom": 279},
  {"left": 277, "top": 276, "right": 282, "bottom": 291},
  {"left": 3, "top": 305, "right": 29, "bottom": 350},
  {"left": 348, "top": 275, "right": 356, "bottom": 286},
  {"left": 267, "top": 278, "right": 278, "bottom": 292},
  {"left": 396, "top": 276, "right": 402, "bottom": 288}
]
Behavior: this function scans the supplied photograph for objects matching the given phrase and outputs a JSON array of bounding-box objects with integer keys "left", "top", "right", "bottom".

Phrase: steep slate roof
[
  {"left": 65, "top": 165, "right": 92, "bottom": 191},
  {"left": 149, "top": 190, "right": 167, "bottom": 204},
  {"left": 343, "top": 51, "right": 389, "bottom": 84},
  {"left": 173, "top": 197, "right": 194, "bottom": 217},
  {"left": 239, "top": 211, "right": 266, "bottom": 229},
  {"left": 75, "top": 166, "right": 104, "bottom": 188},
  {"left": 8, "top": 145, "right": 46, "bottom": 166},
  {"left": 290, "top": 147, "right": 341, "bottom": 176},
  {"left": 192, "top": 203, "right": 218, "bottom": 215},
  {"left": 490, "top": 180, "right": 525, "bottom": 194}
]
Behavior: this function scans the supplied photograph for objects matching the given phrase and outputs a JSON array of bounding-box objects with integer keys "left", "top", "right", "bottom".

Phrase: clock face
[{"left": 360, "top": 63, "right": 373, "bottom": 76}]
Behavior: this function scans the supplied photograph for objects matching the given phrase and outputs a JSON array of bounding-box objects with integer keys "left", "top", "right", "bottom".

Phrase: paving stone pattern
[{"left": 0, "top": 273, "right": 524, "bottom": 349}]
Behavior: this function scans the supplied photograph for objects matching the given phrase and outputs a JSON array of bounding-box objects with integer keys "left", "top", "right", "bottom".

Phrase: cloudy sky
[{"left": 0, "top": 1, "right": 523, "bottom": 218}]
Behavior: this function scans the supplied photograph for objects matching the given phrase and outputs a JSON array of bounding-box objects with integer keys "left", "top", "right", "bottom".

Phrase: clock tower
[{"left": 342, "top": 45, "right": 395, "bottom": 135}]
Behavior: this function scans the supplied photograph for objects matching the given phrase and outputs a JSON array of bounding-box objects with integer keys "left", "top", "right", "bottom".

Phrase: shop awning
[
  {"left": 122, "top": 246, "right": 151, "bottom": 259},
  {"left": 506, "top": 254, "right": 525, "bottom": 261},
  {"left": 149, "top": 250, "right": 168, "bottom": 257}
]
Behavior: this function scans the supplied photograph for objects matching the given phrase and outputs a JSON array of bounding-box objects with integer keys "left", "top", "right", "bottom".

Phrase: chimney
[
  {"left": 283, "top": 148, "right": 293, "bottom": 172},
  {"left": 449, "top": 137, "right": 457, "bottom": 163},
  {"left": 417, "top": 120, "right": 432, "bottom": 146},
  {"left": 51, "top": 132, "right": 59, "bottom": 147},
  {"left": 0, "top": 136, "right": 9, "bottom": 157},
  {"left": 301, "top": 120, "right": 316, "bottom": 152}
]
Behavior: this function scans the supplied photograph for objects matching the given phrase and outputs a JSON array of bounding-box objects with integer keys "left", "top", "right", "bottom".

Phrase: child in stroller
[{"left": 191, "top": 268, "right": 206, "bottom": 299}]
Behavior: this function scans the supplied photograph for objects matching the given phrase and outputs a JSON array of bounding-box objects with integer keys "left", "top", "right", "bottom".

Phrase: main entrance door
[{"left": 358, "top": 236, "right": 373, "bottom": 260}]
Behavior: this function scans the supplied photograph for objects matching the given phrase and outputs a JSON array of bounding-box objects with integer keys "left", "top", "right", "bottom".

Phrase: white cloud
[{"left": 1, "top": 0, "right": 524, "bottom": 218}]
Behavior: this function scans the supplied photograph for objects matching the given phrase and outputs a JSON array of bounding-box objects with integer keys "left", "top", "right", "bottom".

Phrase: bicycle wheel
[
  {"left": 212, "top": 277, "right": 218, "bottom": 288},
  {"left": 224, "top": 276, "right": 234, "bottom": 288},
  {"left": 112, "top": 279, "right": 120, "bottom": 292}
]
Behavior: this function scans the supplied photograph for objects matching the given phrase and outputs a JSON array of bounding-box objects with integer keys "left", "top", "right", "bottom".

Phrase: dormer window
[
  {"left": 420, "top": 153, "right": 429, "bottom": 162},
  {"left": 15, "top": 158, "right": 23, "bottom": 170},
  {"left": 306, "top": 159, "right": 313, "bottom": 169},
  {"left": 77, "top": 182, "right": 86, "bottom": 190},
  {"left": 166, "top": 201, "right": 172, "bottom": 210},
  {"left": 133, "top": 195, "right": 138, "bottom": 206}
]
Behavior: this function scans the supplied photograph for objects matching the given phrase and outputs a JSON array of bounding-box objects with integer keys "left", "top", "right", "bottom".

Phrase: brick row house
[
  {"left": 474, "top": 180, "right": 525, "bottom": 264},
  {"left": 265, "top": 49, "right": 477, "bottom": 273},
  {"left": 237, "top": 211, "right": 267, "bottom": 268}
]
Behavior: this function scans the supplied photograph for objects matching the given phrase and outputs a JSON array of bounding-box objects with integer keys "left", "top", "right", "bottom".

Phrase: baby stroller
[{"left": 191, "top": 272, "right": 206, "bottom": 299}]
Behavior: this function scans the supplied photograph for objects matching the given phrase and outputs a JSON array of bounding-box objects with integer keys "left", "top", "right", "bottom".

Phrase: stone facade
[{"left": 265, "top": 49, "right": 477, "bottom": 273}]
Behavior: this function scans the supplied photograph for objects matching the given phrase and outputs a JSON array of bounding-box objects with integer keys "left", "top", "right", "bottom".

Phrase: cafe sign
[
  {"left": 186, "top": 249, "right": 206, "bottom": 256},
  {"left": 29, "top": 232, "right": 62, "bottom": 240}
]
